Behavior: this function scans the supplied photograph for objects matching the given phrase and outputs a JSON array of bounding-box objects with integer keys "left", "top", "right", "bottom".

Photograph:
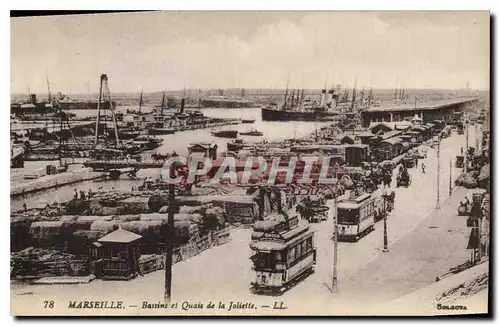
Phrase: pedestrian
[
  {"left": 461, "top": 147, "right": 464, "bottom": 155},
  {"left": 421, "top": 163, "right": 426, "bottom": 174},
  {"left": 80, "top": 190, "right": 86, "bottom": 200},
  {"left": 74, "top": 189, "right": 78, "bottom": 199},
  {"left": 465, "top": 197, "right": 471, "bottom": 206},
  {"left": 23, "top": 203, "right": 27, "bottom": 211}
]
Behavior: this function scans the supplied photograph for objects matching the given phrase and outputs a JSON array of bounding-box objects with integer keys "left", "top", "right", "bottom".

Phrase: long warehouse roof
[{"left": 363, "top": 97, "right": 479, "bottom": 113}]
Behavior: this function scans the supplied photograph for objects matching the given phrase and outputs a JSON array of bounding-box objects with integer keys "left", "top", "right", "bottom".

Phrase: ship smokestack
[
  {"left": 327, "top": 89, "right": 334, "bottom": 103},
  {"left": 180, "top": 98, "right": 185, "bottom": 114},
  {"left": 30, "top": 94, "right": 37, "bottom": 104},
  {"left": 320, "top": 89, "right": 326, "bottom": 106}
]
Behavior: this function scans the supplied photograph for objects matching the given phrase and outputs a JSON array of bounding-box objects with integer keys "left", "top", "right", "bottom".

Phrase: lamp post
[
  {"left": 331, "top": 194, "right": 339, "bottom": 292},
  {"left": 383, "top": 216, "right": 389, "bottom": 252},
  {"left": 165, "top": 183, "right": 175, "bottom": 303},
  {"left": 436, "top": 137, "right": 441, "bottom": 210},
  {"left": 449, "top": 157, "right": 453, "bottom": 196}
]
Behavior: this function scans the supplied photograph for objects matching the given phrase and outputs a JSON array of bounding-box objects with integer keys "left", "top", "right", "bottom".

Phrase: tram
[
  {"left": 336, "top": 191, "right": 387, "bottom": 242},
  {"left": 249, "top": 214, "right": 316, "bottom": 294}
]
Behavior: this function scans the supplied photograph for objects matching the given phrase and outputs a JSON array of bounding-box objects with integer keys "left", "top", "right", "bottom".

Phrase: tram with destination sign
[
  {"left": 337, "top": 190, "right": 388, "bottom": 242},
  {"left": 249, "top": 213, "right": 316, "bottom": 293}
]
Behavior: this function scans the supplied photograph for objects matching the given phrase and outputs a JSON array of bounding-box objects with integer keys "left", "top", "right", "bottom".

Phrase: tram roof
[
  {"left": 249, "top": 224, "right": 312, "bottom": 251},
  {"left": 337, "top": 201, "right": 362, "bottom": 209}
]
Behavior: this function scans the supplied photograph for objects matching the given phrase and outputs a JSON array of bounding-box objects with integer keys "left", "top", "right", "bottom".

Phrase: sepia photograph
[{"left": 9, "top": 10, "right": 491, "bottom": 316}]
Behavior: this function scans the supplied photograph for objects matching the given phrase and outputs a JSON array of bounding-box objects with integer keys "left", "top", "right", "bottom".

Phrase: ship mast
[
  {"left": 160, "top": 91, "right": 165, "bottom": 117},
  {"left": 139, "top": 88, "right": 143, "bottom": 114},
  {"left": 283, "top": 74, "right": 290, "bottom": 110},
  {"left": 94, "top": 74, "right": 120, "bottom": 148},
  {"left": 351, "top": 78, "right": 357, "bottom": 111},
  {"left": 46, "top": 69, "right": 52, "bottom": 106}
]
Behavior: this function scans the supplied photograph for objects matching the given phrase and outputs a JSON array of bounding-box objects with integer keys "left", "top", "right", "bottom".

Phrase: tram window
[
  {"left": 296, "top": 243, "right": 302, "bottom": 259},
  {"left": 338, "top": 208, "right": 359, "bottom": 224},
  {"left": 288, "top": 247, "right": 296, "bottom": 262},
  {"left": 255, "top": 252, "right": 272, "bottom": 269},
  {"left": 301, "top": 241, "right": 307, "bottom": 255},
  {"left": 306, "top": 237, "right": 313, "bottom": 251},
  {"left": 274, "top": 250, "right": 284, "bottom": 262}
]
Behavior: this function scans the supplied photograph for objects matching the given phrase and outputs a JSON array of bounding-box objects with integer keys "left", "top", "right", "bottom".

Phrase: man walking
[{"left": 421, "top": 162, "right": 426, "bottom": 174}]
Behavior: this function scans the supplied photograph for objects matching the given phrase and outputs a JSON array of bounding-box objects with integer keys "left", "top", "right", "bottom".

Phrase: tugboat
[
  {"left": 240, "top": 129, "right": 264, "bottom": 136},
  {"left": 211, "top": 129, "right": 238, "bottom": 138}
]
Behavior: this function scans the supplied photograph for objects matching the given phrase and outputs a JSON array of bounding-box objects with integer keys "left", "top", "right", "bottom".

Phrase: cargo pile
[{"left": 11, "top": 247, "right": 77, "bottom": 279}]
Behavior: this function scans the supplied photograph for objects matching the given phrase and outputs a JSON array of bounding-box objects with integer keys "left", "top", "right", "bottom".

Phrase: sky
[{"left": 10, "top": 11, "right": 490, "bottom": 94}]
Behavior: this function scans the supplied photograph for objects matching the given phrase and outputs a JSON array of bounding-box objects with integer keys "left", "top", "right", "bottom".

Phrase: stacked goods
[
  {"left": 178, "top": 204, "right": 212, "bottom": 214},
  {"left": 11, "top": 215, "right": 37, "bottom": 251},
  {"left": 120, "top": 196, "right": 151, "bottom": 214},
  {"left": 113, "top": 214, "right": 141, "bottom": 222},
  {"left": 174, "top": 213, "right": 203, "bottom": 224},
  {"left": 455, "top": 171, "right": 479, "bottom": 189},
  {"left": 75, "top": 216, "right": 114, "bottom": 230},
  {"left": 29, "top": 221, "right": 78, "bottom": 249},
  {"left": 64, "top": 199, "right": 90, "bottom": 215},
  {"left": 139, "top": 213, "right": 168, "bottom": 222},
  {"left": 90, "top": 220, "right": 119, "bottom": 233},
  {"left": 204, "top": 207, "right": 226, "bottom": 230},
  {"left": 147, "top": 194, "right": 169, "bottom": 212},
  {"left": 120, "top": 220, "right": 165, "bottom": 244},
  {"left": 11, "top": 247, "right": 76, "bottom": 278},
  {"left": 69, "top": 230, "right": 106, "bottom": 256}
]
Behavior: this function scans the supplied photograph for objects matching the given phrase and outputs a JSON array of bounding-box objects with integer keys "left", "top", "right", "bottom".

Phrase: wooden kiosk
[{"left": 97, "top": 227, "right": 142, "bottom": 281}]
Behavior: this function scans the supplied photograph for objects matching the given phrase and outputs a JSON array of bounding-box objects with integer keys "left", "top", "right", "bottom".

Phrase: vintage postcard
[{"left": 10, "top": 11, "right": 490, "bottom": 316}]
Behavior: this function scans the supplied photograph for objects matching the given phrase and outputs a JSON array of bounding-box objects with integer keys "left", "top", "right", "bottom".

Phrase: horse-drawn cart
[{"left": 396, "top": 170, "right": 411, "bottom": 187}]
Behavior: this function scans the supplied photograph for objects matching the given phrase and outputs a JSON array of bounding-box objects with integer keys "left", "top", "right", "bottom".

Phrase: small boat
[
  {"left": 211, "top": 130, "right": 239, "bottom": 138},
  {"left": 242, "top": 119, "right": 256, "bottom": 124},
  {"left": 132, "top": 135, "right": 164, "bottom": 150},
  {"left": 240, "top": 129, "right": 264, "bottom": 136},
  {"left": 227, "top": 139, "right": 245, "bottom": 152}
]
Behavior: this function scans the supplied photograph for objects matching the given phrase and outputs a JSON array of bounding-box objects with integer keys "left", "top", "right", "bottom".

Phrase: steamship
[{"left": 261, "top": 89, "right": 338, "bottom": 122}]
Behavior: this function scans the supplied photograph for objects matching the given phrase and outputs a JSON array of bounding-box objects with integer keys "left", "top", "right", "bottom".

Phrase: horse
[
  {"left": 151, "top": 153, "right": 170, "bottom": 162},
  {"left": 382, "top": 173, "right": 392, "bottom": 188}
]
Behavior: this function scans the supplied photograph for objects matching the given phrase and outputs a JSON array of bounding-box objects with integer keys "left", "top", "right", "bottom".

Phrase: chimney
[
  {"left": 327, "top": 89, "right": 334, "bottom": 103},
  {"left": 180, "top": 98, "right": 185, "bottom": 114},
  {"left": 30, "top": 94, "right": 37, "bottom": 104},
  {"left": 320, "top": 89, "right": 326, "bottom": 106}
]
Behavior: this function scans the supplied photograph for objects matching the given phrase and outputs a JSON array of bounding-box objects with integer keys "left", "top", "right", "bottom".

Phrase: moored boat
[
  {"left": 211, "top": 129, "right": 238, "bottom": 138},
  {"left": 148, "top": 127, "right": 176, "bottom": 135},
  {"left": 241, "top": 119, "right": 256, "bottom": 124},
  {"left": 240, "top": 129, "right": 263, "bottom": 136}
]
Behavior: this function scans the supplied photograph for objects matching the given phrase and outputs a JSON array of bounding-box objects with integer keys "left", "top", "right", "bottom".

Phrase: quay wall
[{"left": 11, "top": 168, "right": 104, "bottom": 197}]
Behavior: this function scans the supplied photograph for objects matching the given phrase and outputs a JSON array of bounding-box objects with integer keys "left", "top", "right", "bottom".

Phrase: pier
[{"left": 11, "top": 167, "right": 105, "bottom": 197}]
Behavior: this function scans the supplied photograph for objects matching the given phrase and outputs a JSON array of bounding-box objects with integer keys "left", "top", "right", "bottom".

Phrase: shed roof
[
  {"left": 98, "top": 227, "right": 142, "bottom": 243},
  {"left": 363, "top": 97, "right": 479, "bottom": 113},
  {"left": 381, "top": 137, "right": 403, "bottom": 146}
]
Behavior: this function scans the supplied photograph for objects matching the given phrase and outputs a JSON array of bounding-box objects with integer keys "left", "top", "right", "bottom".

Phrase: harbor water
[{"left": 10, "top": 108, "right": 329, "bottom": 212}]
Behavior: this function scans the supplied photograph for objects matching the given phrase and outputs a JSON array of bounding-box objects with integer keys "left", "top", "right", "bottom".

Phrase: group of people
[{"left": 73, "top": 188, "right": 95, "bottom": 200}]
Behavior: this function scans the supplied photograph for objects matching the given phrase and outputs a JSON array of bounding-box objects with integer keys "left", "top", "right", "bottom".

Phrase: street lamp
[
  {"left": 331, "top": 194, "right": 339, "bottom": 292},
  {"left": 449, "top": 157, "right": 453, "bottom": 196},
  {"left": 383, "top": 216, "right": 389, "bottom": 252},
  {"left": 436, "top": 137, "right": 441, "bottom": 210}
]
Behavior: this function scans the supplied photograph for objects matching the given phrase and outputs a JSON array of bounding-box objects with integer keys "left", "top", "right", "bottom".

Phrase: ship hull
[
  {"left": 201, "top": 99, "right": 254, "bottom": 108},
  {"left": 58, "top": 101, "right": 116, "bottom": 110},
  {"left": 261, "top": 107, "right": 337, "bottom": 122}
]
